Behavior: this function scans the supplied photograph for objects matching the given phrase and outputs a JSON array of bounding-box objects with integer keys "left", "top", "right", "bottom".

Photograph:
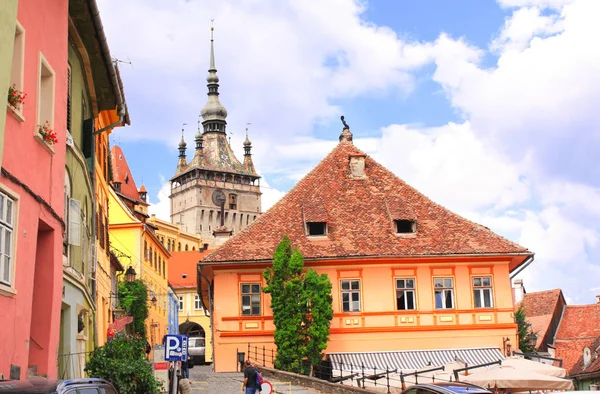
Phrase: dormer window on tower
[
  {"left": 395, "top": 220, "right": 416, "bottom": 234},
  {"left": 307, "top": 222, "right": 327, "bottom": 237}
]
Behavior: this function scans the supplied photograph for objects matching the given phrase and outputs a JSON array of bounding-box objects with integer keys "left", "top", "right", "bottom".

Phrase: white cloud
[
  {"left": 148, "top": 179, "right": 171, "bottom": 221},
  {"left": 497, "top": 0, "right": 575, "bottom": 9}
]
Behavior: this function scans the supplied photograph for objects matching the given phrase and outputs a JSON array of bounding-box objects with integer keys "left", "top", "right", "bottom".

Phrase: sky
[{"left": 97, "top": 0, "right": 600, "bottom": 304}]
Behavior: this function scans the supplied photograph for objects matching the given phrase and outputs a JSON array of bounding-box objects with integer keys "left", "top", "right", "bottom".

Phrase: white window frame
[
  {"left": 35, "top": 53, "right": 56, "bottom": 145},
  {"left": 194, "top": 295, "right": 202, "bottom": 310},
  {"left": 0, "top": 189, "right": 17, "bottom": 288},
  {"left": 395, "top": 278, "right": 416, "bottom": 311},
  {"left": 241, "top": 283, "right": 261, "bottom": 316},
  {"left": 340, "top": 279, "right": 361, "bottom": 312},
  {"left": 473, "top": 276, "right": 494, "bottom": 308},
  {"left": 9, "top": 21, "right": 25, "bottom": 120},
  {"left": 68, "top": 198, "right": 81, "bottom": 246},
  {"left": 178, "top": 296, "right": 184, "bottom": 311},
  {"left": 434, "top": 277, "right": 455, "bottom": 310}
]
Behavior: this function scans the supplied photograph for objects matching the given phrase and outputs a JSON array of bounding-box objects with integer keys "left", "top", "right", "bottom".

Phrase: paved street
[{"left": 189, "top": 365, "right": 318, "bottom": 393}]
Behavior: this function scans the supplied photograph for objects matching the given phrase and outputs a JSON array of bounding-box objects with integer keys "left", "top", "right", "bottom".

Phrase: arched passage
[{"left": 179, "top": 321, "right": 205, "bottom": 337}]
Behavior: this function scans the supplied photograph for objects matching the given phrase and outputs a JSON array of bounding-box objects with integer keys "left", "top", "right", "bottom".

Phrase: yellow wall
[
  {"left": 148, "top": 215, "right": 202, "bottom": 253},
  {"left": 108, "top": 186, "right": 170, "bottom": 351},
  {"left": 175, "top": 286, "right": 213, "bottom": 363},
  {"left": 209, "top": 259, "right": 518, "bottom": 372}
]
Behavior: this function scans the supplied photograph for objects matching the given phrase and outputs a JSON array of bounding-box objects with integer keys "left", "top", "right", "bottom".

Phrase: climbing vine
[{"left": 118, "top": 279, "right": 149, "bottom": 339}]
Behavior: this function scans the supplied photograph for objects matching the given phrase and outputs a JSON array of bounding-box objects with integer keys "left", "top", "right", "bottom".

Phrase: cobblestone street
[{"left": 189, "top": 365, "right": 319, "bottom": 394}]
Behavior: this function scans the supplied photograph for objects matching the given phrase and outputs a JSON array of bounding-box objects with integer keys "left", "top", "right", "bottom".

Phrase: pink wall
[{"left": 0, "top": 0, "right": 68, "bottom": 380}]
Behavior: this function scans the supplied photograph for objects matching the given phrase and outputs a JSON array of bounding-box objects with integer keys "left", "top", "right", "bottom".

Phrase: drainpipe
[{"left": 510, "top": 255, "right": 535, "bottom": 280}]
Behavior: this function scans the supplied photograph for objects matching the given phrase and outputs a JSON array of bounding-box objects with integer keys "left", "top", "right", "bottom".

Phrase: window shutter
[
  {"left": 82, "top": 118, "right": 94, "bottom": 160},
  {"left": 68, "top": 199, "right": 81, "bottom": 246}
]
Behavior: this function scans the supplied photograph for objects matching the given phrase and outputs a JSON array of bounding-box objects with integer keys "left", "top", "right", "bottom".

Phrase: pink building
[{"left": 0, "top": 0, "right": 68, "bottom": 380}]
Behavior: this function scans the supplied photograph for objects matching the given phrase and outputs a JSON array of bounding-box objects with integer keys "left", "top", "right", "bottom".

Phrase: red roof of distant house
[
  {"left": 110, "top": 145, "right": 141, "bottom": 202},
  {"left": 555, "top": 303, "right": 600, "bottom": 374},
  {"left": 168, "top": 250, "right": 212, "bottom": 288},
  {"left": 517, "top": 289, "right": 564, "bottom": 349},
  {"left": 570, "top": 336, "right": 600, "bottom": 376},
  {"left": 203, "top": 135, "right": 532, "bottom": 263}
]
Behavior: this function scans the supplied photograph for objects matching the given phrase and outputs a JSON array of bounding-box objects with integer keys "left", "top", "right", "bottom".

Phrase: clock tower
[{"left": 169, "top": 27, "right": 262, "bottom": 247}]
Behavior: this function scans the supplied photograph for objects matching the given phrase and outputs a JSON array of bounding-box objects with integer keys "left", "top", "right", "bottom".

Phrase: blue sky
[{"left": 98, "top": 0, "right": 600, "bottom": 304}]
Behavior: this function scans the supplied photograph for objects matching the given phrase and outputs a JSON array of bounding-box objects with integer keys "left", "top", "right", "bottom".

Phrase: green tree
[
  {"left": 85, "top": 335, "right": 161, "bottom": 394},
  {"left": 263, "top": 236, "right": 333, "bottom": 376},
  {"left": 118, "top": 279, "right": 149, "bottom": 339},
  {"left": 515, "top": 304, "right": 536, "bottom": 353}
]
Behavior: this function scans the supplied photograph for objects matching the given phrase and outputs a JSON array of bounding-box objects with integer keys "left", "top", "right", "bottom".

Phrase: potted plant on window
[
  {"left": 7, "top": 84, "right": 26, "bottom": 111},
  {"left": 38, "top": 121, "right": 58, "bottom": 145}
]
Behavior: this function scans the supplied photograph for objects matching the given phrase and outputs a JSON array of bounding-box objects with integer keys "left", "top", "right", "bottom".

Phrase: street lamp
[
  {"left": 528, "top": 331, "right": 538, "bottom": 349},
  {"left": 125, "top": 266, "right": 137, "bottom": 282},
  {"left": 503, "top": 337, "right": 511, "bottom": 356}
]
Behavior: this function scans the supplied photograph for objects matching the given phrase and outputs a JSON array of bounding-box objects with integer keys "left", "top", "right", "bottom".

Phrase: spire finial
[
  {"left": 339, "top": 115, "right": 353, "bottom": 143},
  {"left": 201, "top": 20, "right": 228, "bottom": 133},
  {"left": 209, "top": 20, "right": 216, "bottom": 71},
  {"left": 178, "top": 123, "right": 188, "bottom": 157}
]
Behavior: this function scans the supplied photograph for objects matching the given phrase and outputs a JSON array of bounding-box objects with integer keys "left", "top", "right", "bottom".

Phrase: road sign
[{"left": 164, "top": 334, "right": 188, "bottom": 361}]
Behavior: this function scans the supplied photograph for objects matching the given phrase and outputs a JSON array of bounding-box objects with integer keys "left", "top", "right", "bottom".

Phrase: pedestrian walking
[{"left": 242, "top": 359, "right": 259, "bottom": 394}]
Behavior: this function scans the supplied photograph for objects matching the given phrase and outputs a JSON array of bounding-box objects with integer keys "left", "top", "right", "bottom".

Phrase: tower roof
[
  {"left": 110, "top": 145, "right": 142, "bottom": 202},
  {"left": 200, "top": 26, "right": 228, "bottom": 127},
  {"left": 203, "top": 126, "right": 532, "bottom": 264}
]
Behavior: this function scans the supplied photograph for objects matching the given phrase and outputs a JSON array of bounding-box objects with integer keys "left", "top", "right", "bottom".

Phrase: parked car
[
  {"left": 402, "top": 382, "right": 492, "bottom": 394},
  {"left": 187, "top": 336, "right": 206, "bottom": 365},
  {"left": 0, "top": 378, "right": 118, "bottom": 393}
]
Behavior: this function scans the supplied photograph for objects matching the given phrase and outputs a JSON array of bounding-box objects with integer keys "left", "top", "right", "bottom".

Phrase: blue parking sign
[{"left": 164, "top": 334, "right": 188, "bottom": 361}]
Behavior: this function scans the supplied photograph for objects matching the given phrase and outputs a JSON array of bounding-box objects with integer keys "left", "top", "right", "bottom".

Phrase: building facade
[
  {"left": 108, "top": 145, "right": 170, "bottom": 350},
  {"left": 200, "top": 123, "right": 534, "bottom": 373},
  {"left": 168, "top": 250, "right": 213, "bottom": 364},
  {"left": 0, "top": 0, "right": 69, "bottom": 380},
  {"left": 169, "top": 30, "right": 261, "bottom": 248},
  {"left": 147, "top": 214, "right": 203, "bottom": 253},
  {"left": 0, "top": 0, "right": 19, "bottom": 168}
]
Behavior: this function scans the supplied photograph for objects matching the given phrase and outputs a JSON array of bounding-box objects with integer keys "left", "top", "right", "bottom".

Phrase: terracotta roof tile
[
  {"left": 110, "top": 146, "right": 141, "bottom": 202},
  {"left": 556, "top": 304, "right": 600, "bottom": 340},
  {"left": 555, "top": 303, "right": 600, "bottom": 374},
  {"left": 203, "top": 139, "right": 532, "bottom": 263},
  {"left": 168, "top": 250, "right": 212, "bottom": 288},
  {"left": 519, "top": 289, "right": 563, "bottom": 317},
  {"left": 571, "top": 336, "right": 600, "bottom": 376}
]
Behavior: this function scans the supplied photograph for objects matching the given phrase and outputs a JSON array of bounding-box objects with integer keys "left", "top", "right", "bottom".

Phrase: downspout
[{"left": 510, "top": 255, "right": 535, "bottom": 280}]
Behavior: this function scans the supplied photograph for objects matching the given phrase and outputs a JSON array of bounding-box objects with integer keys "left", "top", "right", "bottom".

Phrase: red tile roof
[
  {"left": 571, "top": 336, "right": 600, "bottom": 376},
  {"left": 110, "top": 145, "right": 141, "bottom": 202},
  {"left": 520, "top": 289, "right": 563, "bottom": 317},
  {"left": 168, "top": 250, "right": 212, "bottom": 288},
  {"left": 204, "top": 137, "right": 532, "bottom": 263},
  {"left": 555, "top": 303, "right": 600, "bottom": 374}
]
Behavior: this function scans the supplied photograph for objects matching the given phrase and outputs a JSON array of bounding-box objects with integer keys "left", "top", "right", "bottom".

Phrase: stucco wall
[{"left": 0, "top": 0, "right": 18, "bottom": 169}]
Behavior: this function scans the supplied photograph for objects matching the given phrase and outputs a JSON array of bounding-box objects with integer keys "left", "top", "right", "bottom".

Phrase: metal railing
[{"left": 58, "top": 351, "right": 92, "bottom": 380}]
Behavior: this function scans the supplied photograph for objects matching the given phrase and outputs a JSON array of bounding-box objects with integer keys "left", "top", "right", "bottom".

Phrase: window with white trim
[
  {"left": 37, "top": 54, "right": 55, "bottom": 134},
  {"left": 241, "top": 283, "right": 261, "bottom": 316},
  {"left": 194, "top": 295, "right": 202, "bottom": 310},
  {"left": 0, "top": 191, "right": 15, "bottom": 286},
  {"left": 396, "top": 278, "right": 416, "bottom": 310},
  {"left": 341, "top": 279, "right": 361, "bottom": 312},
  {"left": 10, "top": 22, "right": 25, "bottom": 112},
  {"left": 473, "top": 276, "right": 493, "bottom": 308},
  {"left": 178, "top": 296, "right": 184, "bottom": 311},
  {"left": 434, "top": 278, "right": 455, "bottom": 309}
]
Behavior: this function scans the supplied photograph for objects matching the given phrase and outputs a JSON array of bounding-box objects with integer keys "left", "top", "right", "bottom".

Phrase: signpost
[{"left": 164, "top": 335, "right": 189, "bottom": 394}]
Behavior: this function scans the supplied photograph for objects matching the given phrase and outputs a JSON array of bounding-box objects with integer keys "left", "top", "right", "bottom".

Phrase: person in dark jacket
[{"left": 242, "top": 359, "right": 259, "bottom": 394}]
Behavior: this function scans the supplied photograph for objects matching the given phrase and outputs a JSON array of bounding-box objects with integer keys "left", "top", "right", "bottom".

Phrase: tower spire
[
  {"left": 177, "top": 124, "right": 188, "bottom": 173},
  {"left": 243, "top": 123, "right": 257, "bottom": 174},
  {"left": 200, "top": 22, "right": 228, "bottom": 134}
]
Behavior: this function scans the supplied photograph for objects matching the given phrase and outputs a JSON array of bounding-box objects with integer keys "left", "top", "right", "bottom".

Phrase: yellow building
[
  {"left": 107, "top": 145, "right": 170, "bottom": 350},
  {"left": 168, "top": 250, "right": 213, "bottom": 364},
  {"left": 148, "top": 215, "right": 203, "bottom": 253}
]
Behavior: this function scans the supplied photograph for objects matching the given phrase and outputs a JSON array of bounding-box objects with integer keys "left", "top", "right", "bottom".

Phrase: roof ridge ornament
[{"left": 339, "top": 115, "right": 353, "bottom": 143}]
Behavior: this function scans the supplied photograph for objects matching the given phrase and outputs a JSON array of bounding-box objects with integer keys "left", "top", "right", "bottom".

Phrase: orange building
[{"left": 199, "top": 123, "right": 534, "bottom": 373}]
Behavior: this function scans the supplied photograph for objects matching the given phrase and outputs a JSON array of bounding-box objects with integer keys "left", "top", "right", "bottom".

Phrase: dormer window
[
  {"left": 395, "top": 220, "right": 416, "bottom": 234},
  {"left": 307, "top": 222, "right": 327, "bottom": 236}
]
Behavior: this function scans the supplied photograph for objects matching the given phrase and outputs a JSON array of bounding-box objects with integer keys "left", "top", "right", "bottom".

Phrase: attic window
[
  {"left": 395, "top": 220, "right": 416, "bottom": 234},
  {"left": 307, "top": 222, "right": 327, "bottom": 236}
]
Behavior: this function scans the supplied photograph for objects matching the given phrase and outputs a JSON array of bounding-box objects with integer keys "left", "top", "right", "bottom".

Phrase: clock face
[{"left": 212, "top": 190, "right": 226, "bottom": 206}]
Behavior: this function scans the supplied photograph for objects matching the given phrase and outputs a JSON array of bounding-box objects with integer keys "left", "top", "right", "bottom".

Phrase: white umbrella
[
  {"left": 461, "top": 365, "right": 574, "bottom": 391},
  {"left": 501, "top": 356, "right": 567, "bottom": 378}
]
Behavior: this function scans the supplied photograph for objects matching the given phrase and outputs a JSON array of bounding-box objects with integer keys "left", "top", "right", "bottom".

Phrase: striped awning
[{"left": 329, "top": 347, "right": 504, "bottom": 372}]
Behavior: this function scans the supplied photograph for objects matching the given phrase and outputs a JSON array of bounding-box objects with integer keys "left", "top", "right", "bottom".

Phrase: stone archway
[{"left": 179, "top": 321, "right": 205, "bottom": 337}]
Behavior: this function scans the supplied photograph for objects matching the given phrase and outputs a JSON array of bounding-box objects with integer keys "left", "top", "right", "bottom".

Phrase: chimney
[
  {"left": 513, "top": 279, "right": 525, "bottom": 304},
  {"left": 596, "top": 294, "right": 600, "bottom": 304}
]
